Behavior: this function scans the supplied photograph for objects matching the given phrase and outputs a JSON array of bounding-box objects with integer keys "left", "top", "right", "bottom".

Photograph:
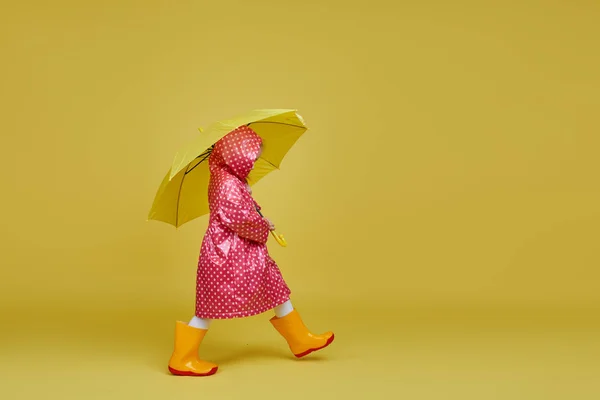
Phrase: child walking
[{"left": 167, "top": 125, "right": 334, "bottom": 376}]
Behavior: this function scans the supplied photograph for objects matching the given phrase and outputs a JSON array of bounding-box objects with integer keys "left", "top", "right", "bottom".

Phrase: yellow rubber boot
[
  {"left": 270, "top": 309, "right": 334, "bottom": 358},
  {"left": 167, "top": 321, "right": 218, "bottom": 376}
]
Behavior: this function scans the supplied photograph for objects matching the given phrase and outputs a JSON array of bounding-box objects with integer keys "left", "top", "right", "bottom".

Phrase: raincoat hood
[{"left": 209, "top": 125, "right": 262, "bottom": 181}]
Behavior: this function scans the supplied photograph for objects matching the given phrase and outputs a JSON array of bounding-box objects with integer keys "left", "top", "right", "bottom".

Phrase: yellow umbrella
[{"left": 147, "top": 109, "right": 308, "bottom": 246}]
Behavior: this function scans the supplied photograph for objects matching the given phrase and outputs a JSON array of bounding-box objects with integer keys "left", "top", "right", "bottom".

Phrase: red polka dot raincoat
[{"left": 195, "top": 126, "right": 291, "bottom": 319}]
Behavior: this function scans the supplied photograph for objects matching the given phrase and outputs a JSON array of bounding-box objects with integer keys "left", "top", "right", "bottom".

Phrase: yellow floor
[{"left": 2, "top": 301, "right": 599, "bottom": 400}]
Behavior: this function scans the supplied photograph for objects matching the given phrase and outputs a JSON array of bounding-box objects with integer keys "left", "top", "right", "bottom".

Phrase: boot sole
[
  {"left": 168, "top": 366, "right": 218, "bottom": 376},
  {"left": 294, "top": 334, "right": 335, "bottom": 358}
]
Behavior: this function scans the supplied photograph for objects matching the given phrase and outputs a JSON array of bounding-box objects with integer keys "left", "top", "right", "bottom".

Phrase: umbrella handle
[
  {"left": 255, "top": 206, "right": 287, "bottom": 247},
  {"left": 270, "top": 230, "right": 288, "bottom": 247}
]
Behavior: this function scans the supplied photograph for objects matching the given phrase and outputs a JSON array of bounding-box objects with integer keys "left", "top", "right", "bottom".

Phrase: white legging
[{"left": 188, "top": 300, "right": 294, "bottom": 330}]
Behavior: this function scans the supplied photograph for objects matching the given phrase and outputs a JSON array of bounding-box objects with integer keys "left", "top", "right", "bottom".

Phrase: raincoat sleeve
[{"left": 216, "top": 180, "right": 271, "bottom": 244}]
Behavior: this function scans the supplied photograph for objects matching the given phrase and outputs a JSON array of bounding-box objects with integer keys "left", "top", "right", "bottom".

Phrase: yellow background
[{"left": 1, "top": 1, "right": 599, "bottom": 399}]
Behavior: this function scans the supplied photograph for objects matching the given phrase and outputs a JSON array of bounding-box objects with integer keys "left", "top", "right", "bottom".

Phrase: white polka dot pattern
[{"left": 195, "top": 126, "right": 291, "bottom": 319}]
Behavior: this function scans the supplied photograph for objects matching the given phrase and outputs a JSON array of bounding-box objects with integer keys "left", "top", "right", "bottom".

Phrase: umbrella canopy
[{"left": 148, "top": 109, "right": 307, "bottom": 229}]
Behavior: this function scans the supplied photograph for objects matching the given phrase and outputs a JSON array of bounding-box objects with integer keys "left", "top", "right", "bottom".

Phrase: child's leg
[
  {"left": 189, "top": 316, "right": 212, "bottom": 330},
  {"left": 274, "top": 300, "right": 294, "bottom": 318}
]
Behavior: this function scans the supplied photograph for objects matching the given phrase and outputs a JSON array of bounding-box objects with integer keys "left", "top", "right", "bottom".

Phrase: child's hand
[{"left": 265, "top": 218, "right": 275, "bottom": 231}]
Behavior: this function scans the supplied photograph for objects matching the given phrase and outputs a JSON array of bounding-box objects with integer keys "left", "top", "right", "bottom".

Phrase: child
[{"left": 167, "top": 125, "right": 335, "bottom": 376}]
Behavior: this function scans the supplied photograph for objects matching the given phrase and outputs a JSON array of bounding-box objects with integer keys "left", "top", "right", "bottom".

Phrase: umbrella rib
[
  {"left": 259, "top": 157, "right": 279, "bottom": 170},
  {"left": 185, "top": 145, "right": 213, "bottom": 175},
  {"left": 175, "top": 162, "right": 192, "bottom": 227},
  {"left": 185, "top": 154, "right": 210, "bottom": 175}
]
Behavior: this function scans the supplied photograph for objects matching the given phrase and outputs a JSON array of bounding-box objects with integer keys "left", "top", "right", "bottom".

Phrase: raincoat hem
[{"left": 195, "top": 295, "right": 291, "bottom": 320}]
